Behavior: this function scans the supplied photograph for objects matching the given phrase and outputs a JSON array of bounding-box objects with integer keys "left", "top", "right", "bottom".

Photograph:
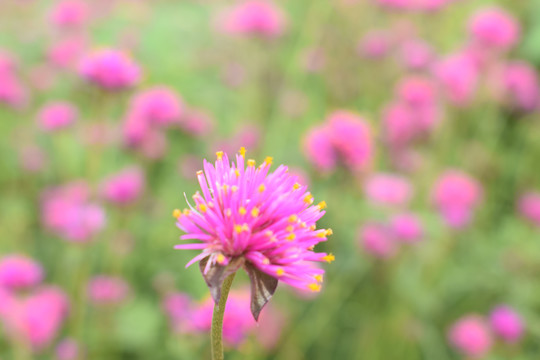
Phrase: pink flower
[
  {"left": 499, "top": 61, "right": 539, "bottom": 112},
  {"left": 382, "top": 102, "right": 418, "bottom": 147},
  {"left": 0, "top": 254, "right": 43, "bottom": 290},
  {"left": 191, "top": 290, "right": 256, "bottom": 346},
  {"left": 357, "top": 30, "right": 392, "bottom": 59},
  {"left": 469, "top": 7, "right": 520, "bottom": 52},
  {"left": 448, "top": 315, "right": 492, "bottom": 358},
  {"left": 179, "top": 108, "right": 215, "bottom": 137},
  {"left": 397, "top": 76, "right": 437, "bottom": 108},
  {"left": 128, "top": 86, "right": 183, "bottom": 126},
  {"left": 328, "top": 111, "right": 373, "bottom": 172},
  {"left": 37, "top": 101, "right": 78, "bottom": 132},
  {"left": 303, "top": 125, "right": 336, "bottom": 172},
  {"left": 162, "top": 292, "right": 197, "bottom": 334},
  {"left": 55, "top": 338, "right": 80, "bottom": 360},
  {"left": 0, "top": 286, "right": 69, "bottom": 352},
  {"left": 517, "top": 191, "right": 540, "bottom": 227},
  {"left": 50, "top": 0, "right": 89, "bottom": 29},
  {"left": 359, "top": 223, "right": 397, "bottom": 259},
  {"left": 41, "top": 182, "right": 106, "bottom": 242},
  {"left": 219, "top": 1, "right": 287, "bottom": 38},
  {"left": 48, "top": 36, "right": 86, "bottom": 69},
  {"left": 18, "top": 145, "right": 48, "bottom": 173},
  {"left": 87, "top": 275, "right": 129, "bottom": 306},
  {"left": 489, "top": 305, "right": 524, "bottom": 343},
  {"left": 174, "top": 149, "right": 333, "bottom": 318},
  {"left": 389, "top": 213, "right": 423, "bottom": 243},
  {"left": 0, "top": 70, "right": 27, "bottom": 109},
  {"left": 100, "top": 167, "right": 145, "bottom": 205},
  {"left": 364, "top": 173, "right": 413, "bottom": 207},
  {"left": 434, "top": 53, "right": 479, "bottom": 107},
  {"left": 399, "top": 39, "right": 433, "bottom": 70},
  {"left": 79, "top": 49, "right": 141, "bottom": 91},
  {"left": 432, "top": 170, "right": 483, "bottom": 229}
]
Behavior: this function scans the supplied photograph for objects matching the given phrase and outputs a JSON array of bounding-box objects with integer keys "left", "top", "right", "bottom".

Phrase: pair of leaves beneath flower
[{"left": 199, "top": 257, "right": 278, "bottom": 321}]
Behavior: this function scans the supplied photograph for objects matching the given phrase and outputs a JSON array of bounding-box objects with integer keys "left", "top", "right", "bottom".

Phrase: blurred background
[{"left": 1, "top": 0, "right": 540, "bottom": 359}]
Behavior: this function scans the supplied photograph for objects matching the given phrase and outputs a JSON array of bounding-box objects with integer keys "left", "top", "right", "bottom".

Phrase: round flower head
[
  {"left": 499, "top": 61, "right": 540, "bottom": 112},
  {"left": 129, "top": 86, "right": 183, "bottom": 126},
  {"left": 100, "top": 166, "right": 145, "bottom": 205},
  {"left": 434, "top": 53, "right": 479, "bottom": 107},
  {"left": 489, "top": 305, "right": 524, "bottom": 343},
  {"left": 79, "top": 49, "right": 140, "bottom": 91},
  {"left": 364, "top": 173, "right": 413, "bottom": 207},
  {"left": 87, "top": 275, "right": 129, "bottom": 306},
  {"left": 397, "top": 76, "right": 437, "bottom": 108},
  {"left": 382, "top": 102, "right": 418, "bottom": 147},
  {"left": 359, "top": 223, "right": 396, "bottom": 259},
  {"left": 163, "top": 292, "right": 197, "bottom": 334},
  {"left": 303, "top": 125, "right": 336, "bottom": 173},
  {"left": 448, "top": 315, "right": 492, "bottom": 358},
  {"left": 0, "top": 254, "right": 43, "bottom": 290},
  {"left": 50, "top": 0, "right": 89, "bottom": 29},
  {"left": 389, "top": 213, "right": 423, "bottom": 243},
  {"left": 468, "top": 7, "right": 520, "bottom": 52},
  {"left": 518, "top": 191, "right": 540, "bottom": 227},
  {"left": 219, "top": 0, "right": 287, "bottom": 39},
  {"left": 37, "top": 101, "right": 78, "bottom": 132},
  {"left": 399, "top": 39, "right": 433, "bottom": 71},
  {"left": 432, "top": 170, "right": 483, "bottom": 229},
  {"left": 48, "top": 36, "right": 87, "bottom": 69},
  {"left": 55, "top": 338, "right": 81, "bottom": 360},
  {"left": 174, "top": 149, "right": 333, "bottom": 320},
  {"left": 357, "top": 30, "right": 392, "bottom": 59}
]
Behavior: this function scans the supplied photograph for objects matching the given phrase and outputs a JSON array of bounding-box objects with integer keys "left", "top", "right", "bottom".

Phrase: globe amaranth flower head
[{"left": 173, "top": 148, "right": 334, "bottom": 320}]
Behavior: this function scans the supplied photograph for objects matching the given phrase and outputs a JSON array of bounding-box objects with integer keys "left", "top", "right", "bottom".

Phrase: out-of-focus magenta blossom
[
  {"left": 397, "top": 76, "right": 438, "bottom": 108},
  {"left": 399, "top": 39, "right": 433, "bottom": 70},
  {"left": 174, "top": 149, "right": 333, "bottom": 294},
  {"left": 382, "top": 102, "right": 418, "bottom": 147},
  {"left": 55, "top": 338, "right": 81, "bottom": 360},
  {"left": 37, "top": 101, "right": 78, "bottom": 132},
  {"left": 87, "top": 275, "right": 129, "bottom": 306},
  {"left": 489, "top": 305, "right": 524, "bottom": 343},
  {"left": 303, "top": 125, "right": 336, "bottom": 173},
  {"left": 304, "top": 111, "right": 373, "bottom": 173},
  {"left": 79, "top": 49, "right": 141, "bottom": 91},
  {"left": 0, "top": 286, "right": 69, "bottom": 352},
  {"left": 468, "top": 7, "right": 520, "bottom": 52},
  {"left": 219, "top": 1, "right": 287, "bottom": 38},
  {"left": 389, "top": 213, "right": 423, "bottom": 243},
  {"left": 163, "top": 292, "right": 197, "bottom": 334},
  {"left": 499, "top": 61, "right": 539, "bottom": 112},
  {"left": 448, "top": 315, "right": 492, "bottom": 358},
  {"left": 0, "top": 65, "right": 27, "bottom": 109},
  {"left": 19, "top": 145, "right": 48, "bottom": 173},
  {"left": 50, "top": 0, "right": 89, "bottom": 29},
  {"left": 100, "top": 167, "right": 145, "bottom": 205},
  {"left": 359, "top": 223, "right": 397, "bottom": 259},
  {"left": 0, "top": 254, "right": 43, "bottom": 290},
  {"left": 432, "top": 170, "right": 483, "bottom": 229},
  {"left": 180, "top": 108, "right": 215, "bottom": 137},
  {"left": 434, "top": 53, "right": 479, "bottom": 107},
  {"left": 358, "top": 30, "right": 392, "bottom": 59},
  {"left": 129, "top": 86, "right": 183, "bottom": 127},
  {"left": 42, "top": 182, "right": 106, "bottom": 242},
  {"left": 48, "top": 37, "right": 86, "bottom": 69},
  {"left": 518, "top": 191, "right": 540, "bottom": 227},
  {"left": 364, "top": 173, "right": 413, "bottom": 207}
]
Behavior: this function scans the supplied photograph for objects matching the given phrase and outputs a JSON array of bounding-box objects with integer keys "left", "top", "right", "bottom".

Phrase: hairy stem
[{"left": 211, "top": 272, "right": 236, "bottom": 360}]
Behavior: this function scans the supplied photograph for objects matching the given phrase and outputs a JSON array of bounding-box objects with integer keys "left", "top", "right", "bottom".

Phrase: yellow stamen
[
  {"left": 262, "top": 257, "right": 270, "bottom": 265},
  {"left": 276, "top": 268, "right": 285, "bottom": 276},
  {"left": 222, "top": 184, "right": 229, "bottom": 193},
  {"left": 234, "top": 224, "right": 243, "bottom": 234},
  {"left": 314, "top": 274, "right": 323, "bottom": 282},
  {"left": 172, "top": 209, "right": 181, "bottom": 218},
  {"left": 325, "top": 228, "right": 333, "bottom": 236},
  {"left": 264, "top": 156, "right": 273, "bottom": 165},
  {"left": 235, "top": 169, "right": 240, "bottom": 178},
  {"left": 231, "top": 186, "right": 238, "bottom": 192},
  {"left": 264, "top": 230, "right": 273, "bottom": 237},
  {"left": 300, "top": 222, "right": 307, "bottom": 228},
  {"left": 288, "top": 214, "right": 298, "bottom": 222},
  {"left": 317, "top": 201, "right": 327, "bottom": 210},
  {"left": 239, "top": 147, "right": 246, "bottom": 157},
  {"left": 304, "top": 194, "right": 313, "bottom": 204},
  {"left": 225, "top": 209, "right": 232, "bottom": 217},
  {"left": 293, "top": 183, "right": 301, "bottom": 190},
  {"left": 286, "top": 225, "right": 294, "bottom": 232},
  {"left": 242, "top": 223, "right": 250, "bottom": 232},
  {"left": 322, "top": 254, "right": 335, "bottom": 263},
  {"left": 251, "top": 207, "right": 260, "bottom": 217},
  {"left": 196, "top": 170, "right": 203, "bottom": 176},
  {"left": 286, "top": 233, "right": 296, "bottom": 241},
  {"left": 216, "top": 254, "right": 226, "bottom": 264},
  {"left": 199, "top": 204, "right": 207, "bottom": 213},
  {"left": 183, "top": 209, "right": 191, "bottom": 216},
  {"left": 258, "top": 184, "right": 266, "bottom": 193},
  {"left": 216, "top": 151, "right": 223, "bottom": 160},
  {"left": 247, "top": 159, "right": 256, "bottom": 167},
  {"left": 309, "top": 225, "right": 316, "bottom": 230},
  {"left": 239, "top": 206, "right": 247, "bottom": 215},
  {"left": 308, "top": 283, "right": 321, "bottom": 292}
]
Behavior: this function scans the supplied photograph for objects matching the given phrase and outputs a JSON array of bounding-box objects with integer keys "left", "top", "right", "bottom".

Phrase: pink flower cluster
[
  {"left": 79, "top": 49, "right": 141, "bottom": 91},
  {"left": 87, "top": 275, "right": 130, "bottom": 306},
  {"left": 163, "top": 289, "right": 284, "bottom": 348},
  {"left": 432, "top": 170, "right": 483, "bottom": 229},
  {"left": 517, "top": 191, "right": 540, "bottom": 227},
  {"left": 374, "top": 0, "right": 458, "bottom": 12},
  {"left": 0, "top": 51, "right": 27, "bottom": 108},
  {"left": 449, "top": 306, "right": 524, "bottom": 357},
  {"left": 304, "top": 110, "right": 373, "bottom": 174},
  {"left": 50, "top": 0, "right": 90, "bottom": 29},
  {"left": 37, "top": 101, "right": 78, "bottom": 132},
  {"left": 219, "top": 1, "right": 287, "bottom": 39},
  {"left": 41, "top": 181, "right": 106, "bottom": 242},
  {"left": 100, "top": 166, "right": 145, "bottom": 205},
  {"left": 364, "top": 173, "right": 413, "bottom": 208},
  {"left": 0, "top": 255, "right": 69, "bottom": 352}
]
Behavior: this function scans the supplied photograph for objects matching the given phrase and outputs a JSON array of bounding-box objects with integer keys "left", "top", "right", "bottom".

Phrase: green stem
[{"left": 211, "top": 273, "right": 236, "bottom": 360}]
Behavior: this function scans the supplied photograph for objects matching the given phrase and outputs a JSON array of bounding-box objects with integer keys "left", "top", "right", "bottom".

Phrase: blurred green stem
[{"left": 211, "top": 272, "right": 236, "bottom": 360}]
